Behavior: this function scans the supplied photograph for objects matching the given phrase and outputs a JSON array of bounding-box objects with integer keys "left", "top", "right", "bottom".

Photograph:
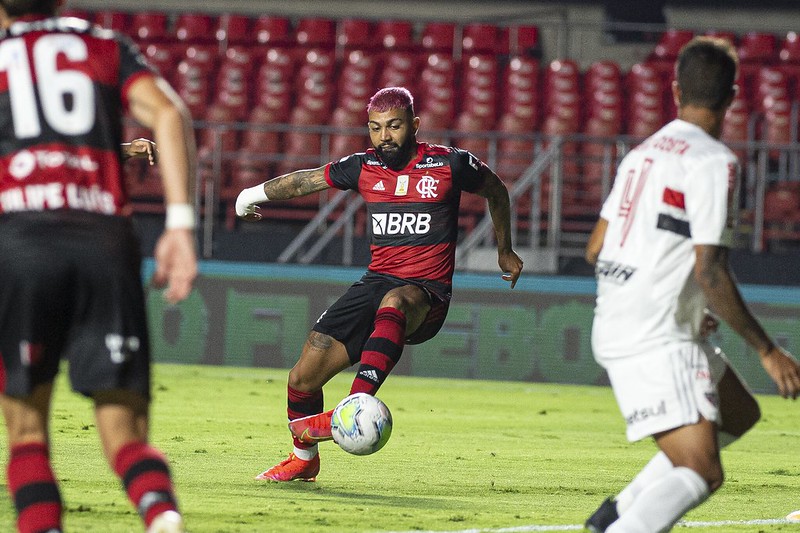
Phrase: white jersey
[{"left": 592, "top": 119, "right": 739, "bottom": 360}]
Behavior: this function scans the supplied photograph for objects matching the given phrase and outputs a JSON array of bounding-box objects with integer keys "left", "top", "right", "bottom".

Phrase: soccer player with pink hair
[{"left": 237, "top": 86, "right": 523, "bottom": 481}]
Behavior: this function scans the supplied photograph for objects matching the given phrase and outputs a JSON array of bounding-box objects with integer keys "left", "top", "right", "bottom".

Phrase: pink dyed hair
[{"left": 367, "top": 87, "right": 415, "bottom": 115}]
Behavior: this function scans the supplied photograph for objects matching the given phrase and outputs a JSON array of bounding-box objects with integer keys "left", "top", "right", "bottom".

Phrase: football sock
[
  {"left": 607, "top": 466, "right": 709, "bottom": 533},
  {"left": 293, "top": 444, "right": 318, "bottom": 461},
  {"left": 113, "top": 441, "right": 178, "bottom": 528},
  {"left": 7, "top": 442, "right": 63, "bottom": 533},
  {"left": 350, "top": 307, "right": 406, "bottom": 396},
  {"left": 287, "top": 386, "right": 324, "bottom": 450},
  {"left": 615, "top": 431, "right": 738, "bottom": 514}
]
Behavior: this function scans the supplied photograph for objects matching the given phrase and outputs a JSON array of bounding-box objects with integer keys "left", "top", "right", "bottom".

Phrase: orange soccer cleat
[
  {"left": 254, "top": 453, "right": 320, "bottom": 482},
  {"left": 288, "top": 409, "right": 334, "bottom": 444}
]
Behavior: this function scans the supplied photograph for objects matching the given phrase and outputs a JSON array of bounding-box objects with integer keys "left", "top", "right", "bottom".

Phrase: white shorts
[{"left": 603, "top": 341, "right": 729, "bottom": 442}]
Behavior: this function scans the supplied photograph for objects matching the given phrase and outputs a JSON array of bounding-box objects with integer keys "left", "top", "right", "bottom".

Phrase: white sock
[
  {"left": 615, "top": 452, "right": 673, "bottom": 514},
  {"left": 615, "top": 431, "right": 737, "bottom": 514},
  {"left": 293, "top": 444, "right": 318, "bottom": 460},
  {"left": 607, "top": 466, "right": 709, "bottom": 533}
]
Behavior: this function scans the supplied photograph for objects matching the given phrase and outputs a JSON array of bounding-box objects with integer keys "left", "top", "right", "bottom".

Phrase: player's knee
[{"left": 287, "top": 366, "right": 322, "bottom": 392}]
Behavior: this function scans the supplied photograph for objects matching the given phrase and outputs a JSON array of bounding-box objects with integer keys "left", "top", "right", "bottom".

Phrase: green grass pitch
[{"left": 1, "top": 363, "right": 798, "bottom": 532}]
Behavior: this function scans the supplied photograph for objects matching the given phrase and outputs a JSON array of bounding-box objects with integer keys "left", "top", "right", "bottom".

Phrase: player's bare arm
[
  {"left": 695, "top": 244, "right": 800, "bottom": 398},
  {"left": 474, "top": 167, "right": 523, "bottom": 288},
  {"left": 128, "top": 75, "right": 198, "bottom": 304},
  {"left": 585, "top": 218, "right": 608, "bottom": 266},
  {"left": 236, "top": 166, "right": 331, "bottom": 221}
]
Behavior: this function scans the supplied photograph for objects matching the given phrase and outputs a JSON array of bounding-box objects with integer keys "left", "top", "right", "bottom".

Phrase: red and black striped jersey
[
  {"left": 325, "top": 142, "right": 487, "bottom": 285},
  {"left": 0, "top": 15, "right": 154, "bottom": 215}
]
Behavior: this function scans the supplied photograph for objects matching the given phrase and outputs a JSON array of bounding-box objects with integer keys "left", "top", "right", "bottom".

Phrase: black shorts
[
  {"left": 0, "top": 211, "right": 151, "bottom": 400},
  {"left": 312, "top": 271, "right": 451, "bottom": 364}
]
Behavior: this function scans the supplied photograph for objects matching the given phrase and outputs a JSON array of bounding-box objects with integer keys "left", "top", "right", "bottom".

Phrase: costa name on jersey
[
  {"left": 325, "top": 143, "right": 486, "bottom": 284},
  {"left": 0, "top": 16, "right": 153, "bottom": 215}
]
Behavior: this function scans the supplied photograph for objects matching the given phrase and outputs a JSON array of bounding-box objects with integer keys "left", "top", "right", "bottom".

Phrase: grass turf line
[{"left": 0, "top": 363, "right": 798, "bottom": 532}]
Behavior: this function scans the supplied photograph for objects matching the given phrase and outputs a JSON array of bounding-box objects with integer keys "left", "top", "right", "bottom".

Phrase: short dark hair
[
  {"left": 0, "top": 0, "right": 58, "bottom": 17},
  {"left": 675, "top": 36, "right": 738, "bottom": 111},
  {"left": 367, "top": 87, "right": 415, "bottom": 117}
]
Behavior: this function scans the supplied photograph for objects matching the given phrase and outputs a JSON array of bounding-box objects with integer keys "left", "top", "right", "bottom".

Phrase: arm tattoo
[{"left": 264, "top": 167, "right": 329, "bottom": 200}]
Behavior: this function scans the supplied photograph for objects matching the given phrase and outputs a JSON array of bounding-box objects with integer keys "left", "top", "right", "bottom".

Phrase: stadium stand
[{"left": 95, "top": 9, "right": 797, "bottom": 252}]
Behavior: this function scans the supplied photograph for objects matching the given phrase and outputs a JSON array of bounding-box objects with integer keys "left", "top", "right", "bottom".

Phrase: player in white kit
[{"left": 584, "top": 37, "right": 800, "bottom": 532}]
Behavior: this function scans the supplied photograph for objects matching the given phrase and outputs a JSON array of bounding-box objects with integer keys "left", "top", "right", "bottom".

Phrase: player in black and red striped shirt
[
  {"left": 237, "top": 87, "right": 523, "bottom": 482},
  {"left": 0, "top": 1, "right": 197, "bottom": 531}
]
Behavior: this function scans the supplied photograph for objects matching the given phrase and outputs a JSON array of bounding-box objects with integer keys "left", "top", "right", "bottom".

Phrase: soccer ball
[{"left": 331, "top": 393, "right": 393, "bottom": 456}]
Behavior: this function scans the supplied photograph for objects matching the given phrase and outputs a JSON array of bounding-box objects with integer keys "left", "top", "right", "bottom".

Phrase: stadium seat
[
  {"left": 499, "top": 25, "right": 539, "bottom": 56},
  {"left": 737, "top": 31, "right": 778, "bottom": 63},
  {"left": 544, "top": 59, "right": 580, "bottom": 107},
  {"left": 338, "top": 19, "right": 376, "bottom": 50},
  {"left": 253, "top": 16, "right": 292, "bottom": 46},
  {"left": 762, "top": 183, "right": 800, "bottom": 245},
  {"left": 462, "top": 23, "right": 499, "bottom": 54},
  {"left": 763, "top": 97, "right": 793, "bottom": 159},
  {"left": 420, "top": 22, "right": 456, "bottom": 52},
  {"left": 722, "top": 95, "right": 750, "bottom": 162},
  {"left": 182, "top": 43, "right": 220, "bottom": 76},
  {"left": 375, "top": 20, "right": 414, "bottom": 50},
  {"left": 143, "top": 43, "right": 183, "bottom": 83},
  {"left": 216, "top": 14, "right": 252, "bottom": 45},
  {"left": 94, "top": 11, "right": 128, "bottom": 32},
  {"left": 174, "top": 13, "right": 215, "bottom": 43},
  {"left": 295, "top": 18, "right": 336, "bottom": 49},
  {"left": 130, "top": 12, "right": 169, "bottom": 42},
  {"left": 496, "top": 112, "right": 536, "bottom": 180},
  {"left": 650, "top": 29, "right": 694, "bottom": 61},
  {"left": 779, "top": 31, "right": 800, "bottom": 63},
  {"left": 754, "top": 66, "right": 789, "bottom": 111},
  {"left": 585, "top": 60, "right": 622, "bottom": 95},
  {"left": 329, "top": 105, "right": 369, "bottom": 161},
  {"left": 379, "top": 50, "right": 417, "bottom": 92}
]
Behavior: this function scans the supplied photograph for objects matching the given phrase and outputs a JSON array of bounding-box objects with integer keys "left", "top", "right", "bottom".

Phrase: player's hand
[
  {"left": 236, "top": 185, "right": 268, "bottom": 221},
  {"left": 152, "top": 228, "right": 198, "bottom": 304},
  {"left": 759, "top": 345, "right": 800, "bottom": 399},
  {"left": 498, "top": 249, "right": 523, "bottom": 289},
  {"left": 123, "top": 138, "right": 157, "bottom": 165}
]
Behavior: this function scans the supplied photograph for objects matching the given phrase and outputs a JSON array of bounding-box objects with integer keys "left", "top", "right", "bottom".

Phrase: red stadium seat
[
  {"left": 329, "top": 105, "right": 369, "bottom": 161},
  {"left": 379, "top": 51, "right": 417, "bottom": 91},
  {"left": 130, "top": 12, "right": 169, "bottom": 42},
  {"left": 722, "top": 96, "right": 750, "bottom": 161},
  {"left": 499, "top": 25, "right": 539, "bottom": 56},
  {"left": 253, "top": 16, "right": 292, "bottom": 46},
  {"left": 174, "top": 13, "right": 215, "bottom": 43},
  {"left": 143, "top": 43, "right": 183, "bottom": 83},
  {"left": 295, "top": 18, "right": 336, "bottom": 49},
  {"left": 462, "top": 23, "right": 499, "bottom": 54},
  {"left": 216, "top": 14, "right": 252, "bottom": 45},
  {"left": 650, "top": 29, "right": 694, "bottom": 61},
  {"left": 338, "top": 19, "right": 376, "bottom": 50},
  {"left": 420, "top": 22, "right": 456, "bottom": 52},
  {"left": 763, "top": 97, "right": 793, "bottom": 159},
  {"left": 779, "top": 31, "right": 800, "bottom": 63},
  {"left": 375, "top": 20, "right": 414, "bottom": 50},
  {"left": 94, "top": 11, "right": 128, "bottom": 32},
  {"left": 496, "top": 112, "right": 536, "bottom": 180},
  {"left": 737, "top": 32, "right": 778, "bottom": 63}
]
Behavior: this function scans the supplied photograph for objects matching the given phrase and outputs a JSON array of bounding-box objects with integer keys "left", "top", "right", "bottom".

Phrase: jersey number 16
[{"left": 0, "top": 33, "right": 95, "bottom": 139}]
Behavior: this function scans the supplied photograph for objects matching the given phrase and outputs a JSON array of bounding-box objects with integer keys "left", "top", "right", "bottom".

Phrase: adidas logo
[
  {"left": 359, "top": 369, "right": 380, "bottom": 382},
  {"left": 372, "top": 181, "right": 385, "bottom": 191}
]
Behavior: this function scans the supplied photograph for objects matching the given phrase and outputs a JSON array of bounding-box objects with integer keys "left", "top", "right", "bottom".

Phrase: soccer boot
[
  {"left": 254, "top": 453, "right": 320, "bottom": 481},
  {"left": 585, "top": 497, "right": 619, "bottom": 532},
  {"left": 288, "top": 409, "right": 334, "bottom": 444},
  {"left": 146, "top": 511, "right": 185, "bottom": 533}
]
